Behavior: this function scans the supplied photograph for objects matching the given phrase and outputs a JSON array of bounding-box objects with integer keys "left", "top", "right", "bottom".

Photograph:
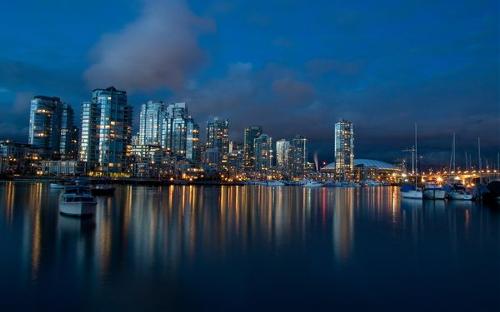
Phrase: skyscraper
[
  {"left": 289, "top": 135, "right": 307, "bottom": 177},
  {"left": 139, "top": 100, "right": 167, "bottom": 146},
  {"left": 275, "top": 139, "right": 290, "bottom": 168},
  {"left": 79, "top": 87, "right": 132, "bottom": 173},
  {"left": 59, "top": 103, "right": 78, "bottom": 159},
  {"left": 334, "top": 119, "right": 354, "bottom": 178},
  {"left": 186, "top": 118, "right": 200, "bottom": 163},
  {"left": 28, "top": 95, "right": 62, "bottom": 156},
  {"left": 243, "top": 125, "right": 262, "bottom": 169},
  {"left": 206, "top": 117, "right": 230, "bottom": 166},
  {"left": 254, "top": 134, "right": 273, "bottom": 171},
  {"left": 160, "top": 102, "right": 199, "bottom": 160}
]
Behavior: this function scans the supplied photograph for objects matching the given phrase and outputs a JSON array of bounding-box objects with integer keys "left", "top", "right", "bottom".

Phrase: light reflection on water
[{"left": 0, "top": 182, "right": 499, "bottom": 311}]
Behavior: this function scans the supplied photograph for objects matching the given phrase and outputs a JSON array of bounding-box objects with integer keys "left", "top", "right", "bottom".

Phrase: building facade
[
  {"left": 254, "top": 134, "right": 273, "bottom": 171},
  {"left": 334, "top": 119, "right": 354, "bottom": 179},
  {"left": 243, "top": 126, "right": 262, "bottom": 170},
  {"left": 206, "top": 117, "right": 229, "bottom": 167},
  {"left": 275, "top": 139, "right": 290, "bottom": 168},
  {"left": 79, "top": 87, "right": 132, "bottom": 173},
  {"left": 139, "top": 100, "right": 167, "bottom": 146},
  {"left": 28, "top": 96, "right": 62, "bottom": 157},
  {"left": 59, "top": 103, "right": 78, "bottom": 159},
  {"left": 289, "top": 135, "right": 307, "bottom": 177}
]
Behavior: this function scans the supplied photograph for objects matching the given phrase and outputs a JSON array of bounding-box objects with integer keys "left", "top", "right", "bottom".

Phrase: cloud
[
  {"left": 84, "top": 0, "right": 214, "bottom": 92},
  {"left": 185, "top": 62, "right": 326, "bottom": 140}
]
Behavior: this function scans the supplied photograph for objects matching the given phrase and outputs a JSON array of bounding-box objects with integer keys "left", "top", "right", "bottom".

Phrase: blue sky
[{"left": 0, "top": 0, "right": 498, "bottom": 165}]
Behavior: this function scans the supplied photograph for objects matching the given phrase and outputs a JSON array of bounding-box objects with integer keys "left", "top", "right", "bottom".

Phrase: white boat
[
  {"left": 400, "top": 124, "right": 423, "bottom": 200},
  {"left": 50, "top": 182, "right": 66, "bottom": 189},
  {"left": 401, "top": 188, "right": 423, "bottom": 199},
  {"left": 59, "top": 186, "right": 97, "bottom": 217},
  {"left": 265, "top": 180, "right": 286, "bottom": 187},
  {"left": 423, "top": 183, "right": 446, "bottom": 200},
  {"left": 303, "top": 180, "right": 323, "bottom": 187},
  {"left": 448, "top": 190, "right": 473, "bottom": 200}
]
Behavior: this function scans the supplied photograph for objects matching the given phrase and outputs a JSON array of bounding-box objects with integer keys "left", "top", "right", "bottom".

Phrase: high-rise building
[
  {"left": 139, "top": 100, "right": 167, "bottom": 146},
  {"left": 289, "top": 135, "right": 307, "bottom": 177},
  {"left": 334, "top": 119, "right": 354, "bottom": 178},
  {"left": 243, "top": 125, "right": 262, "bottom": 169},
  {"left": 28, "top": 96, "right": 77, "bottom": 159},
  {"left": 159, "top": 102, "right": 199, "bottom": 161},
  {"left": 79, "top": 87, "right": 132, "bottom": 173},
  {"left": 28, "top": 95, "right": 63, "bottom": 156},
  {"left": 186, "top": 118, "right": 200, "bottom": 163},
  {"left": 254, "top": 134, "right": 273, "bottom": 171},
  {"left": 275, "top": 139, "right": 290, "bottom": 168},
  {"left": 206, "top": 117, "right": 229, "bottom": 167}
]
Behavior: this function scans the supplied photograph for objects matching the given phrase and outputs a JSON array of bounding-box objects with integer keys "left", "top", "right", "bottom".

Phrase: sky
[{"left": 0, "top": 0, "right": 498, "bottom": 166}]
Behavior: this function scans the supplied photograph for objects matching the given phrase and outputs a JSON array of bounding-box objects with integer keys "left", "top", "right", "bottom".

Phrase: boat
[
  {"left": 447, "top": 183, "right": 473, "bottom": 201},
  {"left": 303, "top": 180, "right": 323, "bottom": 187},
  {"left": 59, "top": 185, "right": 97, "bottom": 217},
  {"left": 401, "top": 184, "right": 423, "bottom": 199},
  {"left": 361, "top": 180, "right": 381, "bottom": 187},
  {"left": 400, "top": 123, "right": 423, "bottom": 200},
  {"left": 264, "top": 180, "right": 286, "bottom": 187},
  {"left": 423, "top": 182, "right": 446, "bottom": 200},
  {"left": 91, "top": 185, "right": 115, "bottom": 196},
  {"left": 50, "top": 182, "right": 66, "bottom": 190}
]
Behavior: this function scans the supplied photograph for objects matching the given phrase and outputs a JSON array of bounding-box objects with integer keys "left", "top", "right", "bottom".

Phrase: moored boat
[
  {"left": 400, "top": 184, "right": 423, "bottom": 199},
  {"left": 303, "top": 180, "right": 323, "bottom": 187},
  {"left": 59, "top": 186, "right": 97, "bottom": 217},
  {"left": 447, "top": 183, "right": 473, "bottom": 201},
  {"left": 423, "top": 182, "right": 446, "bottom": 200}
]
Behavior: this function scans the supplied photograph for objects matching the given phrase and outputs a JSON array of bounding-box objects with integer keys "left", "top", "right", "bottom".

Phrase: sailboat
[
  {"left": 446, "top": 133, "right": 473, "bottom": 200},
  {"left": 401, "top": 124, "right": 423, "bottom": 199}
]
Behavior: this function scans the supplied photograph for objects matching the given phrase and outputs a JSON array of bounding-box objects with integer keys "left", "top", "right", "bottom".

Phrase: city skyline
[{"left": 0, "top": 0, "right": 498, "bottom": 165}]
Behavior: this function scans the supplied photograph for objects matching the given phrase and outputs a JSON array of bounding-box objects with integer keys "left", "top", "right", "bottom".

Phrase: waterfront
[{"left": 0, "top": 181, "right": 499, "bottom": 311}]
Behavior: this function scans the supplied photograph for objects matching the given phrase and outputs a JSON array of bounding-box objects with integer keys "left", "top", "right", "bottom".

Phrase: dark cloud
[
  {"left": 184, "top": 62, "right": 329, "bottom": 141},
  {"left": 84, "top": 0, "right": 214, "bottom": 92}
]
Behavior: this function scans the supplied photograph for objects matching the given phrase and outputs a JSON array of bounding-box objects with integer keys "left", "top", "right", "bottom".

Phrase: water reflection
[{"left": 0, "top": 182, "right": 499, "bottom": 310}]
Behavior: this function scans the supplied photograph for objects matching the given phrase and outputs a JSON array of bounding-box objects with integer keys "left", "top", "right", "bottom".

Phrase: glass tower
[
  {"left": 206, "top": 117, "right": 230, "bottom": 166},
  {"left": 139, "top": 100, "right": 167, "bottom": 146},
  {"left": 334, "top": 119, "right": 354, "bottom": 178},
  {"left": 79, "top": 87, "right": 132, "bottom": 173},
  {"left": 243, "top": 126, "right": 262, "bottom": 169},
  {"left": 254, "top": 134, "right": 273, "bottom": 171},
  {"left": 289, "top": 135, "right": 307, "bottom": 177},
  {"left": 28, "top": 96, "right": 63, "bottom": 156},
  {"left": 275, "top": 139, "right": 290, "bottom": 168}
]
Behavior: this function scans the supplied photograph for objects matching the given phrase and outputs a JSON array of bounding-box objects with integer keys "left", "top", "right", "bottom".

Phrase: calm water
[{"left": 0, "top": 181, "right": 499, "bottom": 311}]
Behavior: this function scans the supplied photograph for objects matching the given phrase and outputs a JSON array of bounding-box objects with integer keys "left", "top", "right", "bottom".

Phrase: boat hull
[
  {"left": 423, "top": 189, "right": 446, "bottom": 200},
  {"left": 448, "top": 191, "right": 473, "bottom": 201},
  {"left": 59, "top": 201, "right": 97, "bottom": 217},
  {"left": 401, "top": 190, "right": 423, "bottom": 199}
]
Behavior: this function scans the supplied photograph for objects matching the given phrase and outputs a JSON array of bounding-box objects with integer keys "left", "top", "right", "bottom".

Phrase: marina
[{"left": 0, "top": 181, "right": 499, "bottom": 310}]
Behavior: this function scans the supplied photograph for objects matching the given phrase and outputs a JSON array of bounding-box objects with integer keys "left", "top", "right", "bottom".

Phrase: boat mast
[
  {"left": 415, "top": 123, "right": 418, "bottom": 188},
  {"left": 478, "top": 137, "right": 482, "bottom": 185},
  {"left": 452, "top": 133, "right": 456, "bottom": 172}
]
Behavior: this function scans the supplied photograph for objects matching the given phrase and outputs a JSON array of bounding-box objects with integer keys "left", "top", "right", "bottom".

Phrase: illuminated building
[
  {"left": 28, "top": 96, "right": 62, "bottom": 157},
  {"left": 334, "top": 119, "right": 354, "bottom": 179},
  {"left": 254, "top": 134, "right": 273, "bottom": 171},
  {"left": 79, "top": 87, "right": 133, "bottom": 173},
  {"left": 160, "top": 102, "right": 199, "bottom": 161},
  {"left": 206, "top": 117, "right": 229, "bottom": 167},
  {"left": 243, "top": 125, "right": 262, "bottom": 169},
  {"left": 275, "top": 139, "right": 290, "bottom": 168},
  {"left": 289, "top": 135, "right": 307, "bottom": 177},
  {"left": 139, "top": 100, "right": 167, "bottom": 146},
  {"left": 59, "top": 103, "right": 78, "bottom": 159}
]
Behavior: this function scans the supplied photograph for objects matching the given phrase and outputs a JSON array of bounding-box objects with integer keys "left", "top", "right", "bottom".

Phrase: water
[{"left": 0, "top": 181, "right": 499, "bottom": 311}]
